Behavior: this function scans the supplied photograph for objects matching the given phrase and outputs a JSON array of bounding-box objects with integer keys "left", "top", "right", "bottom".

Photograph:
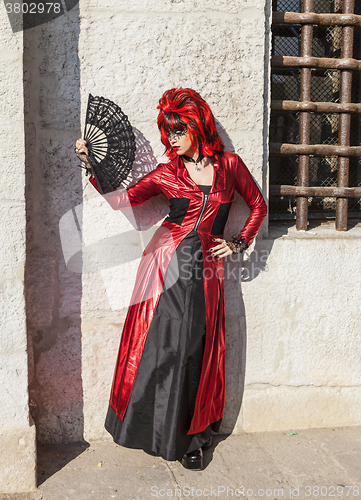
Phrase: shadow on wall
[
  {"left": 217, "top": 122, "right": 271, "bottom": 434},
  {"left": 60, "top": 127, "right": 170, "bottom": 276},
  {"left": 24, "top": 5, "right": 84, "bottom": 447},
  {"left": 120, "top": 127, "right": 170, "bottom": 230}
]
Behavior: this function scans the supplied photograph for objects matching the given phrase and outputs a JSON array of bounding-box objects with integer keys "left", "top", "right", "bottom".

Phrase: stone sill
[{"left": 266, "top": 219, "right": 361, "bottom": 241}]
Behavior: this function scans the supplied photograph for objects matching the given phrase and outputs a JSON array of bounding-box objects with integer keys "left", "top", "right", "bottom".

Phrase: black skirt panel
[{"left": 105, "top": 185, "right": 222, "bottom": 461}]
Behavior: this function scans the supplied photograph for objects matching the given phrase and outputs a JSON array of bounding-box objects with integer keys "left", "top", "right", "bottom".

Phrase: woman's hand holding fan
[{"left": 75, "top": 139, "right": 94, "bottom": 178}]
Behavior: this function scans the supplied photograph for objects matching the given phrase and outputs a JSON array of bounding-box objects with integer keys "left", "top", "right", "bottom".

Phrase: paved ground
[{"left": 1, "top": 426, "right": 361, "bottom": 500}]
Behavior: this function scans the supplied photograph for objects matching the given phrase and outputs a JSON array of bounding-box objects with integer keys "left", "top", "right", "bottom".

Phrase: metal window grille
[{"left": 269, "top": 0, "right": 361, "bottom": 230}]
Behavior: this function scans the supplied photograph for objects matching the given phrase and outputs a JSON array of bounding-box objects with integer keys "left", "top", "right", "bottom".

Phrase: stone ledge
[
  {"left": 267, "top": 220, "right": 361, "bottom": 241},
  {"left": 237, "top": 385, "right": 361, "bottom": 433},
  {"left": 0, "top": 425, "right": 37, "bottom": 494}
]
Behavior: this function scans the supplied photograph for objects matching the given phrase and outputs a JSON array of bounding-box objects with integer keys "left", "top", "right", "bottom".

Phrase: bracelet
[{"left": 225, "top": 236, "right": 248, "bottom": 254}]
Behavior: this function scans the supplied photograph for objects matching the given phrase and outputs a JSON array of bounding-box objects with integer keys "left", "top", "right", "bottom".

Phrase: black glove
[{"left": 225, "top": 236, "right": 248, "bottom": 254}]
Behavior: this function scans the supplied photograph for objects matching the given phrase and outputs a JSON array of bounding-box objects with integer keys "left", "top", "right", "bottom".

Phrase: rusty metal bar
[
  {"left": 272, "top": 55, "right": 361, "bottom": 70},
  {"left": 270, "top": 185, "right": 361, "bottom": 197},
  {"left": 271, "top": 100, "right": 361, "bottom": 113},
  {"left": 270, "top": 143, "right": 361, "bottom": 156},
  {"left": 336, "top": 0, "right": 355, "bottom": 230},
  {"left": 273, "top": 11, "right": 361, "bottom": 26},
  {"left": 297, "top": 0, "right": 314, "bottom": 230}
]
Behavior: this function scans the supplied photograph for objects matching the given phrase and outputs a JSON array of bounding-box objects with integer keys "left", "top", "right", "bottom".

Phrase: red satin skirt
[{"left": 104, "top": 226, "right": 221, "bottom": 461}]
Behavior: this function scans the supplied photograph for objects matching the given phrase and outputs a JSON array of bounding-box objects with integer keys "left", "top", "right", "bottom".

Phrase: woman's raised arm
[{"left": 75, "top": 138, "right": 164, "bottom": 211}]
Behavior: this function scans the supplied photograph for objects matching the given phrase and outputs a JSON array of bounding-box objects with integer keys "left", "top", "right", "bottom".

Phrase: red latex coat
[{"left": 89, "top": 152, "right": 267, "bottom": 435}]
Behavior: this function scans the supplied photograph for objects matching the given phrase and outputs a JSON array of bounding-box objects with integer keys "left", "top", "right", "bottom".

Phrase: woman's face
[{"left": 167, "top": 128, "right": 195, "bottom": 157}]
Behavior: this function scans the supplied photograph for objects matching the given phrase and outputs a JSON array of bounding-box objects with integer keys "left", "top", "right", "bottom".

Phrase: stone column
[{"left": 0, "top": 6, "right": 37, "bottom": 494}]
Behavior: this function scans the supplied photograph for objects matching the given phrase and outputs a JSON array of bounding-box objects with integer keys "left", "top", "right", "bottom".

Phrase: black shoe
[
  {"left": 201, "top": 436, "right": 212, "bottom": 449},
  {"left": 181, "top": 448, "right": 203, "bottom": 470}
]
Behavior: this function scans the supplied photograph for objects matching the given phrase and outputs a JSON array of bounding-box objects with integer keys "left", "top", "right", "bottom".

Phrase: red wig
[{"left": 157, "top": 88, "right": 225, "bottom": 159}]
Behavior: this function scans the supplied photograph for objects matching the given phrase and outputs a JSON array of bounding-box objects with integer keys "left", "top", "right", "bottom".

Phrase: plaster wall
[{"left": 0, "top": 5, "right": 36, "bottom": 493}]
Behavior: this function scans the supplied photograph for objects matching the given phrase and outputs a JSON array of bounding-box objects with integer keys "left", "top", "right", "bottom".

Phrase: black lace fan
[{"left": 83, "top": 94, "right": 136, "bottom": 194}]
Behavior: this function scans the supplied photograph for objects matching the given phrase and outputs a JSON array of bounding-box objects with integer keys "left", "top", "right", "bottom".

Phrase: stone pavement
[{"left": 1, "top": 426, "right": 361, "bottom": 500}]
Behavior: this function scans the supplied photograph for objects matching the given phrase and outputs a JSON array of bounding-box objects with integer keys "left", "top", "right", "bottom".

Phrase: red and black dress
[{"left": 89, "top": 152, "right": 267, "bottom": 461}]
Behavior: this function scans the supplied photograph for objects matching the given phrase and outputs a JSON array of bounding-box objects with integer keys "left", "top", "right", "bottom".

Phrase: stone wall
[
  {"left": 231, "top": 224, "right": 361, "bottom": 433},
  {"left": 17, "top": 0, "right": 361, "bottom": 455},
  {"left": 21, "top": 0, "right": 272, "bottom": 445},
  {"left": 0, "top": 5, "right": 36, "bottom": 494}
]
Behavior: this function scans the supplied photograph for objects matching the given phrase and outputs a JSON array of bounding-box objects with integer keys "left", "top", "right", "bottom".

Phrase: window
[{"left": 269, "top": 0, "right": 361, "bottom": 230}]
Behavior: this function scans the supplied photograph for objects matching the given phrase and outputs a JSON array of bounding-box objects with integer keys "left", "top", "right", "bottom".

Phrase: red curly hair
[{"left": 157, "top": 88, "right": 225, "bottom": 159}]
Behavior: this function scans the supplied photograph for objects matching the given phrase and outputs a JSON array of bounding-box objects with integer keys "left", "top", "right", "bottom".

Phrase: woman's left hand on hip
[{"left": 208, "top": 238, "right": 233, "bottom": 259}]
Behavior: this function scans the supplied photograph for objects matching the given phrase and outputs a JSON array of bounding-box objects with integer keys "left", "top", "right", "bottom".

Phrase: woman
[{"left": 75, "top": 88, "right": 267, "bottom": 470}]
